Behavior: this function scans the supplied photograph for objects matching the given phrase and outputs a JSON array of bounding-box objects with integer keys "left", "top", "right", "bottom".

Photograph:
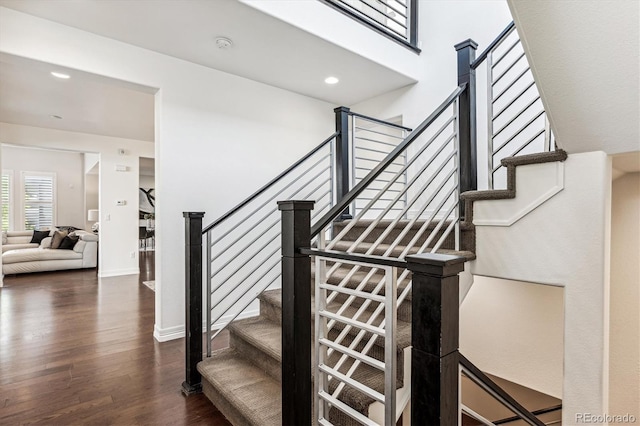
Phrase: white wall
[
  {"left": 470, "top": 152, "right": 612, "bottom": 424},
  {"left": 139, "top": 175, "right": 154, "bottom": 189},
  {"left": 0, "top": 7, "right": 334, "bottom": 341},
  {"left": 349, "top": 1, "right": 512, "bottom": 129},
  {"left": 610, "top": 172, "right": 640, "bottom": 418},
  {"left": 0, "top": 123, "right": 153, "bottom": 278},
  {"left": 460, "top": 276, "right": 564, "bottom": 397},
  {"left": 1, "top": 145, "right": 84, "bottom": 229}
]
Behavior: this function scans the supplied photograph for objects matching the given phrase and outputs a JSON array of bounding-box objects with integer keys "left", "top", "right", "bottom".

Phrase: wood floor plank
[{"left": 0, "top": 252, "right": 231, "bottom": 425}]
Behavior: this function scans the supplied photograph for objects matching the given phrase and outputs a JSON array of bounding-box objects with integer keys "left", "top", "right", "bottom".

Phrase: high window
[{"left": 22, "top": 172, "right": 55, "bottom": 230}]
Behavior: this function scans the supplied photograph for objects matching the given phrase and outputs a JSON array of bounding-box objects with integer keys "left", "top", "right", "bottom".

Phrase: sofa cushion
[
  {"left": 1, "top": 231, "right": 6, "bottom": 244},
  {"left": 58, "top": 234, "right": 79, "bottom": 250},
  {"left": 51, "top": 230, "right": 68, "bottom": 249},
  {"left": 2, "top": 247, "right": 82, "bottom": 264},
  {"left": 30, "top": 230, "right": 50, "bottom": 244},
  {"left": 2, "top": 243, "right": 39, "bottom": 253}
]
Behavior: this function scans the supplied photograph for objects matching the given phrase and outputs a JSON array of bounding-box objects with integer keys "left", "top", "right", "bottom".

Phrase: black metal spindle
[
  {"left": 406, "top": 253, "right": 465, "bottom": 425},
  {"left": 279, "top": 200, "right": 314, "bottom": 426},
  {"left": 182, "top": 211, "right": 205, "bottom": 395}
]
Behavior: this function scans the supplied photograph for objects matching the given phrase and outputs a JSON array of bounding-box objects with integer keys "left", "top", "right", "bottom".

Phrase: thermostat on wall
[
  {"left": 115, "top": 164, "right": 128, "bottom": 172},
  {"left": 116, "top": 200, "right": 127, "bottom": 206}
]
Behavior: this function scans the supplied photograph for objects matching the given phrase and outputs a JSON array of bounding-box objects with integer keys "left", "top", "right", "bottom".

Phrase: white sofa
[{"left": 2, "top": 230, "right": 98, "bottom": 275}]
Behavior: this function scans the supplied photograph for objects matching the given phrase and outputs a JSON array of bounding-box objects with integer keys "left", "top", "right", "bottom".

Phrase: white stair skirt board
[
  {"left": 368, "top": 346, "right": 412, "bottom": 425},
  {"left": 473, "top": 162, "right": 564, "bottom": 226}
]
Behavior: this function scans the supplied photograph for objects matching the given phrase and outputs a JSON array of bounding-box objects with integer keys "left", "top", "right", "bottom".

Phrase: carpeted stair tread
[
  {"left": 460, "top": 149, "right": 568, "bottom": 228},
  {"left": 226, "top": 315, "right": 405, "bottom": 420},
  {"left": 198, "top": 348, "right": 281, "bottom": 426},
  {"left": 259, "top": 288, "right": 411, "bottom": 350}
]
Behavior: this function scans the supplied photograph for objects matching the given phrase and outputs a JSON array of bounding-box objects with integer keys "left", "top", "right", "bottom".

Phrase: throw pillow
[
  {"left": 55, "top": 225, "right": 81, "bottom": 233},
  {"left": 30, "top": 230, "right": 50, "bottom": 244},
  {"left": 40, "top": 237, "right": 52, "bottom": 249},
  {"left": 51, "top": 230, "right": 68, "bottom": 249},
  {"left": 58, "top": 234, "right": 79, "bottom": 250}
]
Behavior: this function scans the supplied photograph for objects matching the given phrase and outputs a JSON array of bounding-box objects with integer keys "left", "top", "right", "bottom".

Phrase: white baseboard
[
  {"left": 212, "top": 308, "right": 259, "bottom": 329},
  {"left": 98, "top": 267, "right": 140, "bottom": 278},
  {"left": 153, "top": 308, "right": 260, "bottom": 343}
]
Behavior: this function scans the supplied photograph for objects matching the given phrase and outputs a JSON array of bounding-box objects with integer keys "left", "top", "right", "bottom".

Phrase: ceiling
[
  {"left": 0, "top": 53, "right": 156, "bottom": 141},
  {"left": 508, "top": 0, "right": 639, "bottom": 159},
  {"left": 0, "top": 0, "right": 416, "bottom": 106}
]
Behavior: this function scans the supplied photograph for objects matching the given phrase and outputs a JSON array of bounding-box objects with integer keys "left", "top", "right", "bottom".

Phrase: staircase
[
  {"left": 198, "top": 218, "right": 474, "bottom": 425},
  {"left": 184, "top": 22, "right": 567, "bottom": 426}
]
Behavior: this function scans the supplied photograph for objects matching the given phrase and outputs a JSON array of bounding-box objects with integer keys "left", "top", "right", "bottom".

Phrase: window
[
  {"left": 22, "top": 172, "right": 55, "bottom": 230},
  {"left": 1, "top": 171, "right": 12, "bottom": 230}
]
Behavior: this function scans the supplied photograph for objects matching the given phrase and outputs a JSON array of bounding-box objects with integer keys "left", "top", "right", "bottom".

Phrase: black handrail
[
  {"left": 471, "top": 21, "right": 516, "bottom": 69},
  {"left": 495, "top": 405, "right": 563, "bottom": 425},
  {"left": 459, "top": 353, "right": 546, "bottom": 426},
  {"left": 202, "top": 132, "right": 338, "bottom": 234},
  {"left": 349, "top": 111, "right": 413, "bottom": 132},
  {"left": 310, "top": 84, "right": 466, "bottom": 237},
  {"left": 300, "top": 247, "right": 406, "bottom": 269}
]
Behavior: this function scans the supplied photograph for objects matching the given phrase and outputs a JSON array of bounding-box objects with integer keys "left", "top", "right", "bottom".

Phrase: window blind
[
  {"left": 1, "top": 173, "right": 10, "bottom": 230},
  {"left": 23, "top": 174, "right": 54, "bottom": 230}
]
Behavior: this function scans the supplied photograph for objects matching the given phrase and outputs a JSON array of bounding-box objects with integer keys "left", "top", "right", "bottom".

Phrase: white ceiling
[
  {"left": 0, "top": 53, "right": 156, "bottom": 141},
  {"left": 508, "top": 0, "right": 639, "bottom": 158},
  {"left": 0, "top": 0, "right": 415, "bottom": 106}
]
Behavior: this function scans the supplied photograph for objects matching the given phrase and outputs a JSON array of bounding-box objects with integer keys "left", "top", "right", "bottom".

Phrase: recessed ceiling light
[
  {"left": 215, "top": 37, "right": 233, "bottom": 49},
  {"left": 324, "top": 76, "right": 339, "bottom": 85},
  {"left": 51, "top": 71, "right": 70, "bottom": 79},
  {"left": 50, "top": 115, "right": 63, "bottom": 119}
]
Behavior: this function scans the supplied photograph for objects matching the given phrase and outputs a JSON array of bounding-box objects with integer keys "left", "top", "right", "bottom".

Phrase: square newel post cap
[
  {"left": 405, "top": 253, "right": 466, "bottom": 277},
  {"left": 183, "top": 212, "right": 205, "bottom": 219},
  {"left": 454, "top": 39, "right": 478, "bottom": 51},
  {"left": 277, "top": 200, "right": 315, "bottom": 211}
]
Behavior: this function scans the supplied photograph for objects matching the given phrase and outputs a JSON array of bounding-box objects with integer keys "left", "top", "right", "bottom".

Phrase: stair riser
[
  {"left": 230, "top": 332, "right": 281, "bottom": 383},
  {"left": 257, "top": 297, "right": 405, "bottom": 384},
  {"left": 333, "top": 221, "right": 456, "bottom": 249},
  {"left": 202, "top": 379, "right": 257, "bottom": 426}
]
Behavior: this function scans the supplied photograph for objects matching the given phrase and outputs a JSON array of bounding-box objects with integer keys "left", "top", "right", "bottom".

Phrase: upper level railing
[
  {"left": 320, "top": 0, "right": 419, "bottom": 52},
  {"left": 472, "top": 22, "right": 554, "bottom": 189}
]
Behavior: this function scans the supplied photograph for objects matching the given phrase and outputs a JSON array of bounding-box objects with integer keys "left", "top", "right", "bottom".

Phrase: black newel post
[
  {"left": 278, "top": 200, "right": 314, "bottom": 426},
  {"left": 182, "top": 211, "right": 205, "bottom": 395},
  {"left": 406, "top": 253, "right": 466, "bottom": 425},
  {"left": 334, "top": 106, "right": 352, "bottom": 220},
  {"left": 455, "top": 39, "right": 478, "bottom": 217}
]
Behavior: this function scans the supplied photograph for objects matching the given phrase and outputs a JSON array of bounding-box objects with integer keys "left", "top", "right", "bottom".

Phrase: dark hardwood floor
[{"left": 0, "top": 251, "right": 231, "bottom": 425}]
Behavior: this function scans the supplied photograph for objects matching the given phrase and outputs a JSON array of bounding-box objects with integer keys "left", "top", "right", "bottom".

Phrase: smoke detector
[{"left": 215, "top": 37, "right": 233, "bottom": 49}]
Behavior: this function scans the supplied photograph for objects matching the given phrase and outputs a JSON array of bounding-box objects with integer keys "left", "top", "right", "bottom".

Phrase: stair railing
[
  {"left": 182, "top": 110, "right": 409, "bottom": 395},
  {"left": 319, "top": 0, "right": 419, "bottom": 51},
  {"left": 282, "top": 84, "right": 466, "bottom": 425},
  {"left": 472, "top": 22, "right": 555, "bottom": 189}
]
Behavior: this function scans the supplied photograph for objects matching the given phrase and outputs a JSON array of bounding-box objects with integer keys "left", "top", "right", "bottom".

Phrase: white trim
[
  {"left": 153, "top": 307, "right": 260, "bottom": 343},
  {"left": 473, "top": 162, "right": 564, "bottom": 227},
  {"left": 98, "top": 267, "right": 140, "bottom": 278},
  {"left": 211, "top": 307, "right": 259, "bottom": 329},
  {"left": 20, "top": 170, "right": 57, "bottom": 230},
  {"left": 153, "top": 324, "right": 184, "bottom": 342}
]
